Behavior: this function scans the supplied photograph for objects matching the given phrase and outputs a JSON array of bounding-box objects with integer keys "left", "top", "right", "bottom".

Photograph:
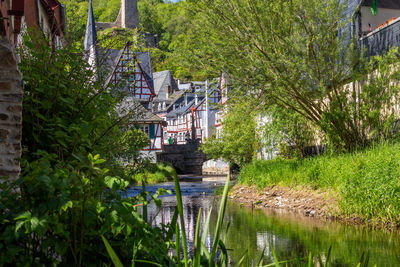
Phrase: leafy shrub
[
  {"left": 131, "top": 163, "right": 176, "bottom": 184},
  {"left": 0, "top": 33, "right": 171, "bottom": 265}
]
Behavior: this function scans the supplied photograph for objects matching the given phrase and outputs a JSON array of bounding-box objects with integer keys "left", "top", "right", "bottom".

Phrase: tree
[
  {"left": 187, "top": 0, "right": 400, "bottom": 151},
  {"left": 201, "top": 97, "right": 258, "bottom": 167},
  {"left": 261, "top": 106, "right": 317, "bottom": 159}
]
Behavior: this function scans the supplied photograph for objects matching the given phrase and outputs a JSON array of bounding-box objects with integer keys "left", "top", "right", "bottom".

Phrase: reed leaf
[
  {"left": 101, "top": 235, "right": 124, "bottom": 267},
  {"left": 176, "top": 223, "right": 181, "bottom": 267},
  {"left": 209, "top": 173, "right": 230, "bottom": 267},
  {"left": 173, "top": 173, "right": 189, "bottom": 266},
  {"left": 194, "top": 208, "right": 202, "bottom": 267}
]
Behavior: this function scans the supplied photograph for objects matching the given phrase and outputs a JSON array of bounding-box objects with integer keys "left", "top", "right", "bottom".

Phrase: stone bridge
[{"left": 156, "top": 142, "right": 206, "bottom": 175}]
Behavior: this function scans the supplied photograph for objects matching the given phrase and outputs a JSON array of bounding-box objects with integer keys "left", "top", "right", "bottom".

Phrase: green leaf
[
  {"left": 30, "top": 217, "right": 39, "bottom": 231},
  {"left": 60, "top": 200, "right": 73, "bottom": 212},
  {"left": 14, "top": 211, "right": 31, "bottom": 221},
  {"left": 101, "top": 235, "right": 124, "bottom": 267},
  {"left": 15, "top": 221, "right": 24, "bottom": 232}
]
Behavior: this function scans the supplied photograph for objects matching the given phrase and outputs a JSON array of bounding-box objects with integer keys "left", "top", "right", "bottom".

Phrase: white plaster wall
[
  {"left": 202, "top": 159, "right": 229, "bottom": 175},
  {"left": 361, "top": 7, "right": 400, "bottom": 32}
]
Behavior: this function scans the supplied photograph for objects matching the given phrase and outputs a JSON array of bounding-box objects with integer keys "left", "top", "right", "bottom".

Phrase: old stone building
[
  {"left": 0, "top": 0, "right": 24, "bottom": 179},
  {"left": 0, "top": 0, "right": 66, "bottom": 179}
]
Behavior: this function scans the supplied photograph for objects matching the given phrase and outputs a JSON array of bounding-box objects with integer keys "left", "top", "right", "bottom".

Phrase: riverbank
[
  {"left": 230, "top": 184, "right": 400, "bottom": 230},
  {"left": 229, "top": 185, "right": 339, "bottom": 219},
  {"left": 235, "top": 142, "right": 400, "bottom": 229}
]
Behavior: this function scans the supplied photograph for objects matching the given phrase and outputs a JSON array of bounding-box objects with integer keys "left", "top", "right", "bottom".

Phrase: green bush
[
  {"left": 239, "top": 142, "right": 400, "bottom": 222},
  {"left": 131, "top": 163, "right": 176, "bottom": 184},
  {"left": 0, "top": 34, "right": 171, "bottom": 266}
]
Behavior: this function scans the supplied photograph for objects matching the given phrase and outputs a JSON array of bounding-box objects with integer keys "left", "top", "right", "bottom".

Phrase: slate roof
[
  {"left": 117, "top": 97, "right": 165, "bottom": 124},
  {"left": 152, "top": 90, "right": 186, "bottom": 113},
  {"left": 166, "top": 99, "right": 196, "bottom": 118},
  {"left": 178, "top": 83, "right": 192, "bottom": 91},
  {"left": 153, "top": 70, "right": 179, "bottom": 99},
  {"left": 166, "top": 95, "right": 205, "bottom": 118}
]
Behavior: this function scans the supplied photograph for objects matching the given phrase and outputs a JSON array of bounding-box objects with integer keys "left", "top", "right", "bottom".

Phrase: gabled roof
[
  {"left": 153, "top": 70, "right": 179, "bottom": 99},
  {"left": 102, "top": 48, "right": 123, "bottom": 80},
  {"left": 105, "top": 43, "right": 156, "bottom": 102}
]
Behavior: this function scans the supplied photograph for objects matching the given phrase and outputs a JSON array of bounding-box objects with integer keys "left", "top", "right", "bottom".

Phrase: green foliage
[
  {"left": 0, "top": 152, "right": 170, "bottom": 266},
  {"left": 98, "top": 27, "right": 139, "bottom": 50},
  {"left": 201, "top": 98, "right": 258, "bottom": 167},
  {"left": 61, "top": 0, "right": 200, "bottom": 79},
  {"left": 0, "top": 34, "right": 171, "bottom": 265},
  {"left": 131, "top": 163, "right": 175, "bottom": 184},
  {"left": 19, "top": 32, "right": 148, "bottom": 175},
  {"left": 261, "top": 106, "right": 317, "bottom": 159},
  {"left": 186, "top": 0, "right": 400, "bottom": 151},
  {"left": 239, "top": 141, "right": 400, "bottom": 223}
]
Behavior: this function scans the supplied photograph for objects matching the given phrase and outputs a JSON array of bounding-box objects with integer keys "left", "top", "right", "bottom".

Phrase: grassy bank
[
  {"left": 131, "top": 163, "right": 175, "bottom": 184},
  {"left": 238, "top": 142, "right": 400, "bottom": 223}
]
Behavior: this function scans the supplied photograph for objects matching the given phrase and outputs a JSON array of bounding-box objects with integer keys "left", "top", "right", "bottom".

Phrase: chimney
[
  {"left": 195, "top": 94, "right": 198, "bottom": 105},
  {"left": 115, "top": 0, "right": 139, "bottom": 29},
  {"left": 184, "top": 93, "right": 188, "bottom": 106},
  {"left": 177, "top": 79, "right": 181, "bottom": 86},
  {"left": 166, "top": 85, "right": 170, "bottom": 99}
]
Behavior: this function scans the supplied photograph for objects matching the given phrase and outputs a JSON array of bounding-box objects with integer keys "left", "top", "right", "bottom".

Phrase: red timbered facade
[
  {"left": 109, "top": 43, "right": 156, "bottom": 105},
  {"left": 104, "top": 42, "right": 164, "bottom": 157}
]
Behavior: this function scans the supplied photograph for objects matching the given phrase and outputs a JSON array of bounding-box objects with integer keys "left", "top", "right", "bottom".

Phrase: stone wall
[
  {"left": 157, "top": 143, "right": 205, "bottom": 175},
  {"left": 0, "top": 38, "right": 23, "bottom": 179}
]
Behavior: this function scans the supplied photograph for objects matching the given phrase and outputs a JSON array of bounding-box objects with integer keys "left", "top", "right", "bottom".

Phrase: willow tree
[{"left": 187, "top": 0, "right": 400, "bottom": 151}]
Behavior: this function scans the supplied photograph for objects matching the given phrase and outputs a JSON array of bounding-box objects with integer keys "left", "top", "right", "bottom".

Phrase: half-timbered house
[
  {"left": 84, "top": 4, "right": 165, "bottom": 161},
  {"left": 163, "top": 82, "right": 220, "bottom": 145}
]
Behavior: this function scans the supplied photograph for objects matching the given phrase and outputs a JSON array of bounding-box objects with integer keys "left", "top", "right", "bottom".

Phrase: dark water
[{"left": 126, "top": 181, "right": 400, "bottom": 266}]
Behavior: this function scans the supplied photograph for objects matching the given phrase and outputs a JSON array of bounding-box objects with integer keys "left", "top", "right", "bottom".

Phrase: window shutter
[{"left": 149, "top": 124, "right": 155, "bottom": 139}]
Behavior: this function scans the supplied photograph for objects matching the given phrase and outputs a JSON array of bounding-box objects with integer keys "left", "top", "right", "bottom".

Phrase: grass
[
  {"left": 238, "top": 141, "right": 400, "bottom": 224},
  {"left": 131, "top": 163, "right": 176, "bottom": 184}
]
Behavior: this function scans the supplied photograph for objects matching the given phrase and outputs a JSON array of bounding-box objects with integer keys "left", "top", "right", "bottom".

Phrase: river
[{"left": 125, "top": 179, "right": 400, "bottom": 266}]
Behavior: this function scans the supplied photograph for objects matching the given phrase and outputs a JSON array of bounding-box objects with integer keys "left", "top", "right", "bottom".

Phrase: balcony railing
[{"left": 360, "top": 17, "right": 400, "bottom": 58}]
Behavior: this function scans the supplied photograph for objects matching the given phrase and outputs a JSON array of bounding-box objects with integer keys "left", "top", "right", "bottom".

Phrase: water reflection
[{"left": 126, "top": 182, "right": 400, "bottom": 266}]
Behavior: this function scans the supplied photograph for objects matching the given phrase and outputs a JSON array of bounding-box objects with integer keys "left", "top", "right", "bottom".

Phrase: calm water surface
[{"left": 126, "top": 180, "right": 400, "bottom": 266}]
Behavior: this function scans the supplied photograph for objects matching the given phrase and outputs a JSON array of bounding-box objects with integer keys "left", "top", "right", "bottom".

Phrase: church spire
[{"left": 84, "top": 0, "right": 97, "bottom": 70}]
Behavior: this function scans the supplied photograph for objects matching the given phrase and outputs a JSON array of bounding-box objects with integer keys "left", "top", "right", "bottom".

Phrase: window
[
  {"left": 141, "top": 125, "right": 149, "bottom": 136},
  {"left": 140, "top": 125, "right": 150, "bottom": 135}
]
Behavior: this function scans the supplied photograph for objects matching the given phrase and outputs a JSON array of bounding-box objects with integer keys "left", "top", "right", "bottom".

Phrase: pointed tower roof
[{"left": 84, "top": 0, "right": 97, "bottom": 51}]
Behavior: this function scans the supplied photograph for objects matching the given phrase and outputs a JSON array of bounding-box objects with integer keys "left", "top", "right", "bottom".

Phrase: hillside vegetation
[{"left": 60, "top": 0, "right": 209, "bottom": 80}]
